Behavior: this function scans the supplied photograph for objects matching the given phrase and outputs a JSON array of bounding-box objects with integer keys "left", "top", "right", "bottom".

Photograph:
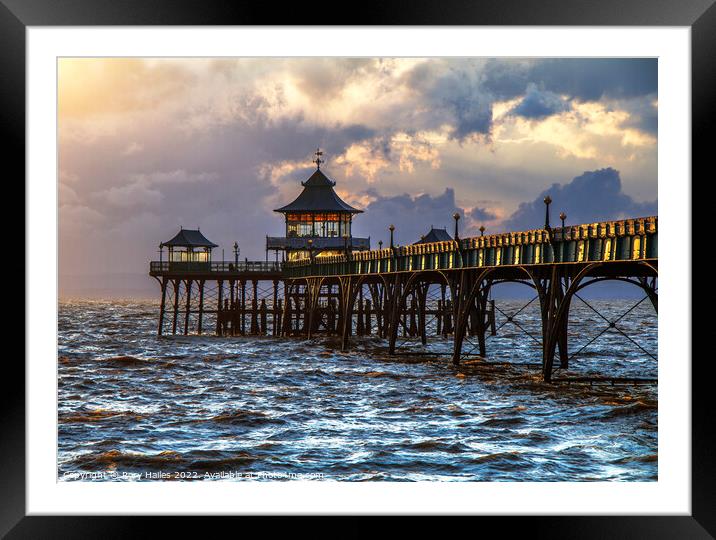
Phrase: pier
[
  {"left": 149, "top": 151, "right": 657, "bottom": 382},
  {"left": 149, "top": 214, "right": 657, "bottom": 382}
]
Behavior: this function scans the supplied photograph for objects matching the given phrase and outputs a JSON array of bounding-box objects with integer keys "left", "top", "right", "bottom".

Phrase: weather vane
[{"left": 313, "top": 148, "right": 324, "bottom": 170}]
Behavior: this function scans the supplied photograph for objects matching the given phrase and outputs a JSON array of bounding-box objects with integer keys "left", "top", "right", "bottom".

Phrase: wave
[
  {"left": 71, "top": 449, "right": 183, "bottom": 468},
  {"left": 205, "top": 409, "right": 286, "bottom": 427},
  {"left": 602, "top": 400, "right": 657, "bottom": 418},
  {"left": 611, "top": 453, "right": 658, "bottom": 464},
  {"left": 405, "top": 439, "right": 469, "bottom": 454},
  {"left": 468, "top": 451, "right": 524, "bottom": 465},
  {"left": 480, "top": 416, "right": 526, "bottom": 427},
  {"left": 68, "top": 449, "right": 258, "bottom": 474},
  {"left": 59, "top": 409, "right": 146, "bottom": 423},
  {"left": 100, "top": 355, "right": 149, "bottom": 366}
]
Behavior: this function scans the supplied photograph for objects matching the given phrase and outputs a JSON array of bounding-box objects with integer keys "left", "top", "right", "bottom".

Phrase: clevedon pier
[{"left": 149, "top": 150, "right": 657, "bottom": 383}]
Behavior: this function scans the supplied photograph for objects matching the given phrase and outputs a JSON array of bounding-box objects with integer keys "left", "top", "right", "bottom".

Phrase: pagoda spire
[{"left": 313, "top": 148, "right": 324, "bottom": 170}]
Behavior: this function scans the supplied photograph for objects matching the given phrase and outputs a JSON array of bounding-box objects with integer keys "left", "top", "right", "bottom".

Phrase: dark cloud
[
  {"left": 353, "top": 188, "right": 464, "bottom": 247},
  {"left": 510, "top": 83, "right": 570, "bottom": 119},
  {"left": 479, "top": 59, "right": 532, "bottom": 99},
  {"left": 405, "top": 61, "right": 494, "bottom": 140},
  {"left": 479, "top": 58, "right": 657, "bottom": 103},
  {"left": 469, "top": 206, "right": 497, "bottom": 221},
  {"left": 501, "top": 168, "right": 657, "bottom": 232},
  {"left": 618, "top": 95, "right": 658, "bottom": 134},
  {"left": 402, "top": 58, "right": 656, "bottom": 140},
  {"left": 529, "top": 59, "right": 657, "bottom": 102}
]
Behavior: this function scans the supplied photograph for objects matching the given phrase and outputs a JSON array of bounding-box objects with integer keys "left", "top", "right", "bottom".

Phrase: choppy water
[{"left": 58, "top": 298, "right": 657, "bottom": 481}]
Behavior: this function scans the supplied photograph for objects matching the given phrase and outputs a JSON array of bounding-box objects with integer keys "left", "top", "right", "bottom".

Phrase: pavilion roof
[
  {"left": 274, "top": 169, "right": 362, "bottom": 214},
  {"left": 162, "top": 228, "right": 218, "bottom": 248},
  {"left": 413, "top": 227, "right": 453, "bottom": 244}
]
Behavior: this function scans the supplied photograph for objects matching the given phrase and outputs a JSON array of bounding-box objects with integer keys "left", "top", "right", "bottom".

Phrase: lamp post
[
  {"left": 378, "top": 240, "right": 383, "bottom": 250},
  {"left": 389, "top": 224, "right": 395, "bottom": 249},
  {"left": 559, "top": 212, "right": 567, "bottom": 229},
  {"left": 479, "top": 225, "right": 486, "bottom": 237},
  {"left": 453, "top": 212, "right": 460, "bottom": 243},
  {"left": 233, "top": 241, "right": 240, "bottom": 267},
  {"left": 543, "top": 195, "right": 552, "bottom": 230},
  {"left": 158, "top": 243, "right": 163, "bottom": 264}
]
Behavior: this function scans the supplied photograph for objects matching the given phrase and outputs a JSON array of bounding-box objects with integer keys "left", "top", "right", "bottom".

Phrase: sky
[{"left": 58, "top": 57, "right": 657, "bottom": 297}]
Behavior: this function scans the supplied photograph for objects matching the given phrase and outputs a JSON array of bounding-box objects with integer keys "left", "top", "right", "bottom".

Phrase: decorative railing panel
[
  {"left": 283, "top": 216, "right": 657, "bottom": 278},
  {"left": 150, "top": 260, "right": 283, "bottom": 274}
]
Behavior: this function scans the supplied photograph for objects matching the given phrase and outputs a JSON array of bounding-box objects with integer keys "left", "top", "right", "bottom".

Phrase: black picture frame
[{"left": 5, "top": 0, "right": 709, "bottom": 535}]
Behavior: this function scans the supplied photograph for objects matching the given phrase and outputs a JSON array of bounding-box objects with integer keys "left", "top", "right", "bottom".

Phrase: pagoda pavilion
[
  {"left": 160, "top": 227, "right": 218, "bottom": 270},
  {"left": 413, "top": 227, "right": 453, "bottom": 244},
  {"left": 266, "top": 149, "right": 370, "bottom": 261}
]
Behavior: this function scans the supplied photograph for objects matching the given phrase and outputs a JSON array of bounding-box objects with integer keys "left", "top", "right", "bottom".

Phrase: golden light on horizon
[{"left": 58, "top": 58, "right": 190, "bottom": 119}]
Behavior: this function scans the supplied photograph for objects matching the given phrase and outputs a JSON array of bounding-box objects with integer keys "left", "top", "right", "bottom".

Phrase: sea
[{"left": 58, "top": 298, "right": 657, "bottom": 482}]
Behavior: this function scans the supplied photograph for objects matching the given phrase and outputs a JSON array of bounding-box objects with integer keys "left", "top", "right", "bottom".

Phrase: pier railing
[
  {"left": 149, "top": 260, "right": 283, "bottom": 275},
  {"left": 283, "top": 216, "right": 657, "bottom": 278}
]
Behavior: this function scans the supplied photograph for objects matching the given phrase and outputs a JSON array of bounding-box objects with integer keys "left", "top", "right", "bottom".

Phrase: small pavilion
[
  {"left": 161, "top": 228, "right": 218, "bottom": 264},
  {"left": 413, "top": 227, "right": 453, "bottom": 244}
]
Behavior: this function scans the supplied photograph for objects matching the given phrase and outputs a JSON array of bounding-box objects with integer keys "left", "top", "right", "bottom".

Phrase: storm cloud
[
  {"left": 355, "top": 188, "right": 464, "bottom": 247},
  {"left": 469, "top": 206, "right": 498, "bottom": 222},
  {"left": 502, "top": 168, "right": 657, "bottom": 232},
  {"left": 510, "top": 83, "right": 571, "bottom": 119}
]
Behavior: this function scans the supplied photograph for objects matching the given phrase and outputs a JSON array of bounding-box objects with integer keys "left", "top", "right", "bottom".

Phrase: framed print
[{"left": 6, "top": 0, "right": 710, "bottom": 535}]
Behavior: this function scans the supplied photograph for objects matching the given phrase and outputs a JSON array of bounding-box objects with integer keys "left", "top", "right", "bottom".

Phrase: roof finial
[{"left": 313, "top": 147, "right": 324, "bottom": 170}]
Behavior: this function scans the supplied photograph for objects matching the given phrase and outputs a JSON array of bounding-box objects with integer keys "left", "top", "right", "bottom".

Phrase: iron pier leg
[
  {"left": 477, "top": 288, "right": 489, "bottom": 357},
  {"left": 340, "top": 278, "right": 350, "bottom": 351},
  {"left": 409, "top": 296, "right": 417, "bottom": 337},
  {"left": 183, "top": 279, "right": 192, "bottom": 335},
  {"left": 276, "top": 298, "right": 283, "bottom": 335},
  {"left": 158, "top": 276, "right": 167, "bottom": 336},
  {"left": 365, "top": 299, "right": 372, "bottom": 336},
  {"left": 436, "top": 299, "right": 443, "bottom": 336},
  {"left": 542, "top": 268, "right": 559, "bottom": 383},
  {"left": 387, "top": 275, "right": 403, "bottom": 355},
  {"left": 240, "top": 280, "right": 246, "bottom": 335},
  {"left": 251, "top": 280, "right": 259, "bottom": 334},
  {"left": 260, "top": 299, "right": 268, "bottom": 334},
  {"left": 555, "top": 276, "right": 570, "bottom": 369},
  {"left": 272, "top": 280, "right": 279, "bottom": 336},
  {"left": 640, "top": 276, "right": 658, "bottom": 313},
  {"left": 417, "top": 284, "right": 428, "bottom": 346},
  {"left": 172, "top": 279, "right": 180, "bottom": 335},
  {"left": 444, "top": 300, "right": 453, "bottom": 335},
  {"left": 356, "top": 287, "right": 365, "bottom": 336},
  {"left": 197, "top": 279, "right": 205, "bottom": 335},
  {"left": 281, "top": 282, "right": 291, "bottom": 336},
  {"left": 216, "top": 279, "right": 223, "bottom": 336},
  {"left": 451, "top": 270, "right": 469, "bottom": 366}
]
